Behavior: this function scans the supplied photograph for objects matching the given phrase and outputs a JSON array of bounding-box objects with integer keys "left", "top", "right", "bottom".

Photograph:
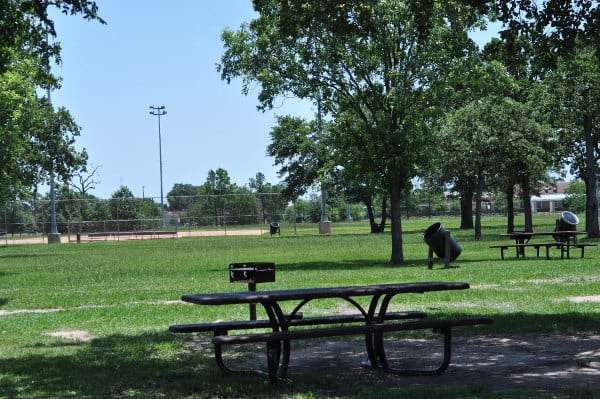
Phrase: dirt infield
[{"left": 0, "top": 229, "right": 267, "bottom": 245}]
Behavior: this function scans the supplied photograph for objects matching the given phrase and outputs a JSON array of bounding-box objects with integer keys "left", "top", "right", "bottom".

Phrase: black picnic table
[
  {"left": 498, "top": 230, "right": 589, "bottom": 258},
  {"left": 178, "top": 281, "right": 488, "bottom": 381}
]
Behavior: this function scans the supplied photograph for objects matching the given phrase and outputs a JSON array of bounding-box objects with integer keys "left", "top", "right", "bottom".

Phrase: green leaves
[{"left": 0, "top": 0, "right": 102, "bottom": 206}]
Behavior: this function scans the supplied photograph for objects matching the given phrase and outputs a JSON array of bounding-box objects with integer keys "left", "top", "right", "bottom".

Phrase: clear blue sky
[
  {"left": 49, "top": 1, "right": 497, "bottom": 200},
  {"left": 49, "top": 1, "right": 313, "bottom": 200}
]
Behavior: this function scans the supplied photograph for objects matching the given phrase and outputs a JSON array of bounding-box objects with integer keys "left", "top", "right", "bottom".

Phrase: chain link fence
[{"left": 0, "top": 194, "right": 295, "bottom": 244}]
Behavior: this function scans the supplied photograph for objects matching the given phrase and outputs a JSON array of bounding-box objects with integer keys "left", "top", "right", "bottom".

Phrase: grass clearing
[{"left": 0, "top": 215, "right": 599, "bottom": 398}]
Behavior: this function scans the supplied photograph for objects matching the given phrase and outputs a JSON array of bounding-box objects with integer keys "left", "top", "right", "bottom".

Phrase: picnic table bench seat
[
  {"left": 211, "top": 316, "right": 493, "bottom": 383},
  {"left": 169, "top": 310, "right": 427, "bottom": 335},
  {"left": 87, "top": 231, "right": 177, "bottom": 241},
  {"left": 489, "top": 242, "right": 564, "bottom": 260},
  {"left": 564, "top": 242, "right": 598, "bottom": 258}
]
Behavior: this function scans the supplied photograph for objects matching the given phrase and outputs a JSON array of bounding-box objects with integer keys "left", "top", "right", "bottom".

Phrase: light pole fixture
[{"left": 149, "top": 105, "right": 167, "bottom": 228}]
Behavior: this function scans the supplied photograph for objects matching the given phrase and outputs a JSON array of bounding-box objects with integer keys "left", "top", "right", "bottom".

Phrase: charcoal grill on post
[{"left": 229, "top": 262, "right": 275, "bottom": 320}]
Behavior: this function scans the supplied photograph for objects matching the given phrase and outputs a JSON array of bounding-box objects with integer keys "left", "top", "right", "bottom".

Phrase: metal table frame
[{"left": 180, "top": 281, "right": 470, "bottom": 379}]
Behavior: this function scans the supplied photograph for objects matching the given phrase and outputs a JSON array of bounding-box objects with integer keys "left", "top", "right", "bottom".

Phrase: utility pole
[
  {"left": 316, "top": 93, "right": 331, "bottom": 235},
  {"left": 46, "top": 33, "right": 60, "bottom": 244},
  {"left": 149, "top": 105, "right": 167, "bottom": 228}
]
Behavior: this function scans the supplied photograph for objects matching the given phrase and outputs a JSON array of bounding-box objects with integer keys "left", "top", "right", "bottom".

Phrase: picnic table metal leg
[
  {"left": 266, "top": 341, "right": 280, "bottom": 384},
  {"left": 262, "top": 302, "right": 290, "bottom": 381},
  {"left": 376, "top": 326, "right": 453, "bottom": 376},
  {"left": 360, "top": 294, "right": 385, "bottom": 370},
  {"left": 213, "top": 335, "right": 275, "bottom": 378},
  {"left": 367, "top": 292, "right": 454, "bottom": 376},
  {"left": 212, "top": 328, "right": 244, "bottom": 375}
]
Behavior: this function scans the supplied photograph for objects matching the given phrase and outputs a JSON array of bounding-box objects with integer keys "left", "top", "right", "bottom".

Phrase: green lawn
[{"left": 0, "top": 215, "right": 598, "bottom": 398}]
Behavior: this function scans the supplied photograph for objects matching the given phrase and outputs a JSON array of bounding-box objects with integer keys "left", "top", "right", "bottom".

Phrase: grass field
[{"left": 0, "top": 215, "right": 598, "bottom": 398}]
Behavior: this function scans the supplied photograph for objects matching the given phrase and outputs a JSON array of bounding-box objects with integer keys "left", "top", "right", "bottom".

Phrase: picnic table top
[
  {"left": 181, "top": 281, "right": 470, "bottom": 305},
  {"left": 500, "top": 231, "right": 586, "bottom": 238}
]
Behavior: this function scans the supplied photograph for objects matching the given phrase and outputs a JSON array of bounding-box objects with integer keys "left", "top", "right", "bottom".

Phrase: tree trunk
[
  {"left": 389, "top": 180, "right": 404, "bottom": 265},
  {"left": 460, "top": 191, "right": 473, "bottom": 229},
  {"left": 583, "top": 114, "right": 600, "bottom": 237},
  {"left": 505, "top": 185, "right": 515, "bottom": 233},
  {"left": 380, "top": 198, "right": 388, "bottom": 232},
  {"left": 522, "top": 177, "right": 533, "bottom": 232},
  {"left": 365, "top": 198, "right": 380, "bottom": 233},
  {"left": 365, "top": 197, "right": 387, "bottom": 233}
]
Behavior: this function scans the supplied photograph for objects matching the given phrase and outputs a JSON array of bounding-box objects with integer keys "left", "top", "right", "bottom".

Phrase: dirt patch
[
  {"left": 567, "top": 295, "right": 600, "bottom": 303},
  {"left": 229, "top": 334, "right": 600, "bottom": 395},
  {"left": 0, "top": 229, "right": 268, "bottom": 245},
  {"left": 47, "top": 329, "right": 96, "bottom": 342}
]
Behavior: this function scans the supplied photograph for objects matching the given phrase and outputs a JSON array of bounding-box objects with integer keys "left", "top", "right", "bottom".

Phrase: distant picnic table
[
  {"left": 491, "top": 231, "right": 595, "bottom": 259},
  {"left": 87, "top": 230, "right": 177, "bottom": 241}
]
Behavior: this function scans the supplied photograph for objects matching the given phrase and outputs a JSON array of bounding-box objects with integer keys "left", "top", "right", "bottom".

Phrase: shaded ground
[
  {"left": 221, "top": 335, "right": 600, "bottom": 398},
  {"left": 229, "top": 333, "right": 600, "bottom": 396}
]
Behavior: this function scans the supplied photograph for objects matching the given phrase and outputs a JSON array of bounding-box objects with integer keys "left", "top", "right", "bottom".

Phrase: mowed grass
[{"left": 0, "top": 215, "right": 598, "bottom": 398}]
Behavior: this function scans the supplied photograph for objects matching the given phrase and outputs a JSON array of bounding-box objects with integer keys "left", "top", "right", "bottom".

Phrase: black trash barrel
[
  {"left": 557, "top": 211, "right": 579, "bottom": 231},
  {"left": 269, "top": 222, "right": 280, "bottom": 236},
  {"left": 553, "top": 211, "right": 579, "bottom": 242},
  {"left": 423, "top": 222, "right": 462, "bottom": 262}
]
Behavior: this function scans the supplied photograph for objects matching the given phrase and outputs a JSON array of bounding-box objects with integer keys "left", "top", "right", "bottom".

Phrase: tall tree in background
[
  {"left": 0, "top": 0, "right": 104, "bottom": 207},
  {"left": 219, "top": 0, "right": 486, "bottom": 264},
  {"left": 440, "top": 96, "right": 552, "bottom": 239},
  {"left": 543, "top": 45, "right": 600, "bottom": 236},
  {"left": 202, "top": 168, "right": 233, "bottom": 226},
  {"left": 167, "top": 183, "right": 198, "bottom": 212},
  {"left": 493, "top": 0, "right": 600, "bottom": 235},
  {"left": 434, "top": 58, "right": 517, "bottom": 230},
  {"left": 248, "top": 172, "right": 288, "bottom": 223},
  {"left": 268, "top": 114, "right": 389, "bottom": 233}
]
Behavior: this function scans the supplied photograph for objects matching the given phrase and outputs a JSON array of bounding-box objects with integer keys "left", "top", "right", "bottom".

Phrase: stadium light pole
[
  {"left": 149, "top": 105, "right": 167, "bottom": 228},
  {"left": 46, "top": 33, "right": 60, "bottom": 243}
]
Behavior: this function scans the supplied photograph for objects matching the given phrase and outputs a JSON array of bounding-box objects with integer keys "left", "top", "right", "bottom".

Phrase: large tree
[
  {"left": 248, "top": 172, "right": 288, "bottom": 223},
  {"left": 491, "top": 0, "right": 600, "bottom": 236},
  {"left": 219, "top": 0, "right": 485, "bottom": 264},
  {"left": 440, "top": 95, "right": 552, "bottom": 239},
  {"left": 167, "top": 183, "right": 199, "bottom": 212},
  {"left": 543, "top": 45, "right": 600, "bottom": 236},
  {"left": 0, "top": 58, "right": 87, "bottom": 206},
  {"left": 0, "top": 0, "right": 104, "bottom": 207}
]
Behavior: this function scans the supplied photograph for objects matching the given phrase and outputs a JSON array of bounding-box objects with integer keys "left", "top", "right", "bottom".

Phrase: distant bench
[
  {"left": 490, "top": 241, "right": 597, "bottom": 260},
  {"left": 489, "top": 242, "right": 565, "bottom": 260},
  {"left": 87, "top": 231, "right": 177, "bottom": 241},
  {"left": 564, "top": 243, "right": 597, "bottom": 258}
]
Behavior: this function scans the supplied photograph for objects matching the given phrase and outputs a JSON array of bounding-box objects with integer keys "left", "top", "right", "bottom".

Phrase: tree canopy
[
  {"left": 220, "top": 0, "right": 487, "bottom": 264},
  {"left": 0, "top": 0, "right": 104, "bottom": 207}
]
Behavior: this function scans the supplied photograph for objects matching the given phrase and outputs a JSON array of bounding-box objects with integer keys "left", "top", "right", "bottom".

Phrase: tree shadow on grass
[
  {"left": 275, "top": 258, "right": 494, "bottom": 271},
  {"left": 0, "top": 312, "right": 599, "bottom": 398},
  {"left": 0, "top": 253, "right": 53, "bottom": 259},
  {"left": 0, "top": 332, "right": 265, "bottom": 399}
]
